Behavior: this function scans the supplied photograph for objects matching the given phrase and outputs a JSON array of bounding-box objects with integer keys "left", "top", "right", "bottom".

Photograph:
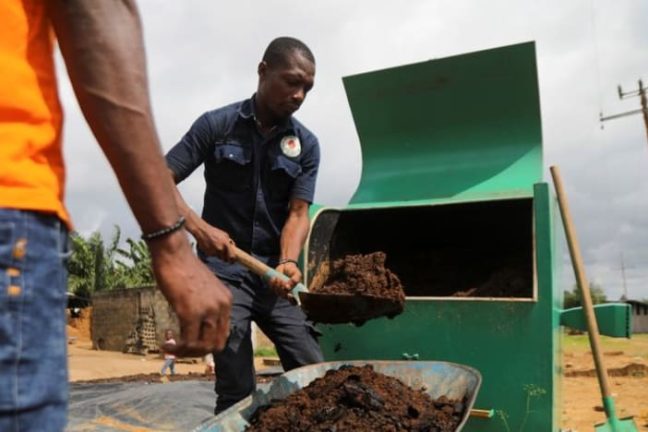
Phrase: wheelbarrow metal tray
[{"left": 195, "top": 360, "right": 482, "bottom": 432}]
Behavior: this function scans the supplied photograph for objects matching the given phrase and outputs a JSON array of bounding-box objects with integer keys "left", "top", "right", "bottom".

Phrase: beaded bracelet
[
  {"left": 141, "top": 216, "right": 186, "bottom": 241},
  {"left": 278, "top": 258, "right": 299, "bottom": 267}
]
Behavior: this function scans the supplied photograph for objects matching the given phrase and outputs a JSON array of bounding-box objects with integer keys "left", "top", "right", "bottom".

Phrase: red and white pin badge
[{"left": 280, "top": 135, "right": 301, "bottom": 157}]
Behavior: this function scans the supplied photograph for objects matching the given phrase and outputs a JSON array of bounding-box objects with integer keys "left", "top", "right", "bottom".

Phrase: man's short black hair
[{"left": 262, "top": 37, "right": 315, "bottom": 67}]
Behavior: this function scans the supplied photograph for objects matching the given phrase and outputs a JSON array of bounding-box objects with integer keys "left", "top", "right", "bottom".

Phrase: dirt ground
[
  {"left": 68, "top": 340, "right": 205, "bottom": 381},
  {"left": 67, "top": 321, "right": 648, "bottom": 431},
  {"left": 560, "top": 334, "right": 648, "bottom": 431},
  {"left": 67, "top": 339, "right": 271, "bottom": 382},
  {"left": 66, "top": 314, "right": 268, "bottom": 382}
]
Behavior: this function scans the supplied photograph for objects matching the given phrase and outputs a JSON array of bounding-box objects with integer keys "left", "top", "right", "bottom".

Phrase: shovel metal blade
[
  {"left": 299, "top": 292, "right": 404, "bottom": 325},
  {"left": 594, "top": 416, "right": 639, "bottom": 432},
  {"left": 593, "top": 396, "right": 639, "bottom": 432}
]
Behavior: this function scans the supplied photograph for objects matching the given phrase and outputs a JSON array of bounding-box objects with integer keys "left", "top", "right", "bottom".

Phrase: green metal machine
[{"left": 304, "top": 42, "right": 630, "bottom": 431}]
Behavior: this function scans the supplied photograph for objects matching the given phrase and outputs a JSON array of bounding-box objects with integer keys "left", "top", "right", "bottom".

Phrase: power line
[
  {"left": 600, "top": 79, "right": 648, "bottom": 147},
  {"left": 588, "top": 0, "right": 604, "bottom": 116}
]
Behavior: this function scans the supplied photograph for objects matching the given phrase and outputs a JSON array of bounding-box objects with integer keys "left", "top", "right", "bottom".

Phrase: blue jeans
[
  {"left": 213, "top": 273, "right": 323, "bottom": 414},
  {"left": 0, "top": 209, "right": 70, "bottom": 432},
  {"left": 160, "top": 358, "right": 175, "bottom": 375}
]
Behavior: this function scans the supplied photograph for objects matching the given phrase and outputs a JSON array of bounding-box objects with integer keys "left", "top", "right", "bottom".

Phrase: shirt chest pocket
[
  {"left": 209, "top": 144, "right": 253, "bottom": 191},
  {"left": 268, "top": 155, "right": 302, "bottom": 200}
]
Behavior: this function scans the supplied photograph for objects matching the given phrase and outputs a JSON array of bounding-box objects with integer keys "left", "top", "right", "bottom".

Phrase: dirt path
[
  {"left": 67, "top": 325, "right": 648, "bottom": 430},
  {"left": 562, "top": 376, "right": 648, "bottom": 431},
  {"left": 67, "top": 340, "right": 206, "bottom": 381},
  {"left": 560, "top": 335, "right": 648, "bottom": 431},
  {"left": 68, "top": 340, "right": 273, "bottom": 382}
]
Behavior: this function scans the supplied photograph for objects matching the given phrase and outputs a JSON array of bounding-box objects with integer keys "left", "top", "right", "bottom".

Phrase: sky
[{"left": 56, "top": 0, "right": 648, "bottom": 301}]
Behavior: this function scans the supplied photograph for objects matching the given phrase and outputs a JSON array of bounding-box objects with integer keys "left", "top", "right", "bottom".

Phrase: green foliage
[
  {"left": 497, "top": 409, "right": 511, "bottom": 432},
  {"left": 563, "top": 333, "right": 648, "bottom": 359},
  {"left": 67, "top": 226, "right": 154, "bottom": 296},
  {"left": 563, "top": 282, "right": 607, "bottom": 308},
  {"left": 115, "top": 237, "right": 154, "bottom": 287},
  {"left": 253, "top": 346, "right": 278, "bottom": 357},
  {"left": 497, "top": 384, "right": 547, "bottom": 432}
]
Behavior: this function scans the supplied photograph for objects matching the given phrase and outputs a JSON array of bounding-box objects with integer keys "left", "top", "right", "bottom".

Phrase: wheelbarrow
[{"left": 194, "top": 360, "right": 482, "bottom": 432}]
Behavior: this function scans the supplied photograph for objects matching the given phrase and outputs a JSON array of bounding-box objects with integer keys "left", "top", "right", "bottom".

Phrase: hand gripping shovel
[
  {"left": 551, "top": 166, "right": 638, "bottom": 432},
  {"left": 233, "top": 248, "right": 402, "bottom": 324},
  {"left": 233, "top": 248, "right": 308, "bottom": 305}
]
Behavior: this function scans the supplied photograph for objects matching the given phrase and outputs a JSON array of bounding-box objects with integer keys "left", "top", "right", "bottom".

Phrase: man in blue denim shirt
[{"left": 166, "top": 37, "right": 324, "bottom": 413}]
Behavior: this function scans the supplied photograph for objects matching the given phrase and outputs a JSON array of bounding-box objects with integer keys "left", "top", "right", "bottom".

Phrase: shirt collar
[
  {"left": 237, "top": 97, "right": 255, "bottom": 120},
  {"left": 238, "top": 95, "right": 295, "bottom": 133}
]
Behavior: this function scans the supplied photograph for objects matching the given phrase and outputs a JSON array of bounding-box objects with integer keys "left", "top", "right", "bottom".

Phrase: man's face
[{"left": 257, "top": 51, "right": 315, "bottom": 120}]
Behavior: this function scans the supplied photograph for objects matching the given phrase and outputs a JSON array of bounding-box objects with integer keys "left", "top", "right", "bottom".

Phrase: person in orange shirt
[{"left": 0, "top": 1, "right": 232, "bottom": 430}]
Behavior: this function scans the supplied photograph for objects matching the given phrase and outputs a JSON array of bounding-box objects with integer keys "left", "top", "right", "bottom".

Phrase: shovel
[
  {"left": 233, "top": 248, "right": 403, "bottom": 325},
  {"left": 551, "top": 166, "right": 638, "bottom": 432}
]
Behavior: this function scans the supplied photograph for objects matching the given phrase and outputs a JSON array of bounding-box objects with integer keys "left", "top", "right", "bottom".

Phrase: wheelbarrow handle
[{"left": 233, "top": 247, "right": 307, "bottom": 305}]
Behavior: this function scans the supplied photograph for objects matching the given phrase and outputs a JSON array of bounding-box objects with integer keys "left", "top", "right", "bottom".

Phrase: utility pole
[
  {"left": 600, "top": 79, "right": 648, "bottom": 145},
  {"left": 620, "top": 252, "right": 628, "bottom": 301}
]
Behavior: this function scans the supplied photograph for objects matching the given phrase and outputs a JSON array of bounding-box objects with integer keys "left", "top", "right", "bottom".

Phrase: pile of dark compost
[
  {"left": 451, "top": 267, "right": 529, "bottom": 297},
  {"left": 304, "top": 252, "right": 405, "bottom": 324},
  {"left": 386, "top": 249, "right": 532, "bottom": 298},
  {"left": 246, "top": 364, "right": 465, "bottom": 432}
]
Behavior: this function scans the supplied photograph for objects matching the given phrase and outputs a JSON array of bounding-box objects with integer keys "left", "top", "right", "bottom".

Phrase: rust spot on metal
[
  {"left": 12, "top": 238, "right": 27, "bottom": 260},
  {"left": 7, "top": 268, "right": 20, "bottom": 277},
  {"left": 7, "top": 285, "right": 21, "bottom": 297}
]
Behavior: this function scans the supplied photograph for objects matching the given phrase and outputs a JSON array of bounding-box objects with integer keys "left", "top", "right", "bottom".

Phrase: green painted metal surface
[
  {"left": 305, "top": 43, "right": 565, "bottom": 431},
  {"left": 560, "top": 304, "right": 632, "bottom": 338},
  {"left": 344, "top": 41, "right": 542, "bottom": 204},
  {"left": 314, "top": 184, "right": 561, "bottom": 431}
]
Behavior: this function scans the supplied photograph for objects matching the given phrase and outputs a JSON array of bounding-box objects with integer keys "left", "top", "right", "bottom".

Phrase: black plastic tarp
[{"left": 67, "top": 381, "right": 216, "bottom": 431}]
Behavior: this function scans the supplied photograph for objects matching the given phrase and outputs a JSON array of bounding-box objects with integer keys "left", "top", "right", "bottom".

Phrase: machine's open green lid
[{"left": 344, "top": 41, "right": 542, "bottom": 205}]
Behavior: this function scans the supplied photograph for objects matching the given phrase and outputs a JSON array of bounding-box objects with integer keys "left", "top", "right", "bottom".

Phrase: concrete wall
[
  {"left": 92, "top": 286, "right": 278, "bottom": 353},
  {"left": 91, "top": 286, "right": 179, "bottom": 352},
  {"left": 629, "top": 301, "right": 648, "bottom": 334}
]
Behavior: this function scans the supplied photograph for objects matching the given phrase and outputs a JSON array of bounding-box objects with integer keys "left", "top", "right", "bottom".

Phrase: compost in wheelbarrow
[
  {"left": 299, "top": 251, "right": 405, "bottom": 324},
  {"left": 246, "top": 364, "right": 465, "bottom": 432},
  {"left": 197, "top": 360, "right": 482, "bottom": 432}
]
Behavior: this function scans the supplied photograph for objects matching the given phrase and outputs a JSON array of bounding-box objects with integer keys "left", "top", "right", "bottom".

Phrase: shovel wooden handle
[
  {"left": 233, "top": 247, "right": 307, "bottom": 305},
  {"left": 550, "top": 166, "right": 611, "bottom": 398}
]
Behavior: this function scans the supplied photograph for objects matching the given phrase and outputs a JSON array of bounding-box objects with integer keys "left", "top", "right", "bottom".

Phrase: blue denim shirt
[{"left": 166, "top": 96, "right": 320, "bottom": 282}]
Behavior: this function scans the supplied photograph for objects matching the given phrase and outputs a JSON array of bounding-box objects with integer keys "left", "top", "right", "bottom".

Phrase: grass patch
[
  {"left": 563, "top": 331, "right": 648, "bottom": 359},
  {"left": 254, "top": 346, "right": 278, "bottom": 357}
]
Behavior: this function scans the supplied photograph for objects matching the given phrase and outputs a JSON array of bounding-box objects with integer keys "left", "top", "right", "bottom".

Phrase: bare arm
[
  {"left": 47, "top": 0, "right": 231, "bottom": 355},
  {"left": 271, "top": 198, "right": 311, "bottom": 296},
  {"left": 280, "top": 199, "right": 311, "bottom": 264},
  {"left": 47, "top": 0, "right": 176, "bottom": 232}
]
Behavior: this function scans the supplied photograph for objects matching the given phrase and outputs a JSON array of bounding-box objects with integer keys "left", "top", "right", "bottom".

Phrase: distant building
[
  {"left": 91, "top": 286, "right": 274, "bottom": 353},
  {"left": 91, "top": 286, "right": 178, "bottom": 353},
  {"left": 626, "top": 300, "right": 648, "bottom": 334}
]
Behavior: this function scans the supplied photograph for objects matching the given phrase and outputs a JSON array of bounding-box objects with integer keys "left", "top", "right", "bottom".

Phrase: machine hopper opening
[{"left": 307, "top": 197, "right": 535, "bottom": 301}]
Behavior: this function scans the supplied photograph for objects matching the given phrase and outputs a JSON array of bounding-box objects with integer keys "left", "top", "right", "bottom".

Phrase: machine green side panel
[
  {"left": 560, "top": 304, "right": 632, "bottom": 338},
  {"left": 344, "top": 41, "right": 543, "bottom": 204},
  {"left": 317, "top": 184, "right": 560, "bottom": 431}
]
